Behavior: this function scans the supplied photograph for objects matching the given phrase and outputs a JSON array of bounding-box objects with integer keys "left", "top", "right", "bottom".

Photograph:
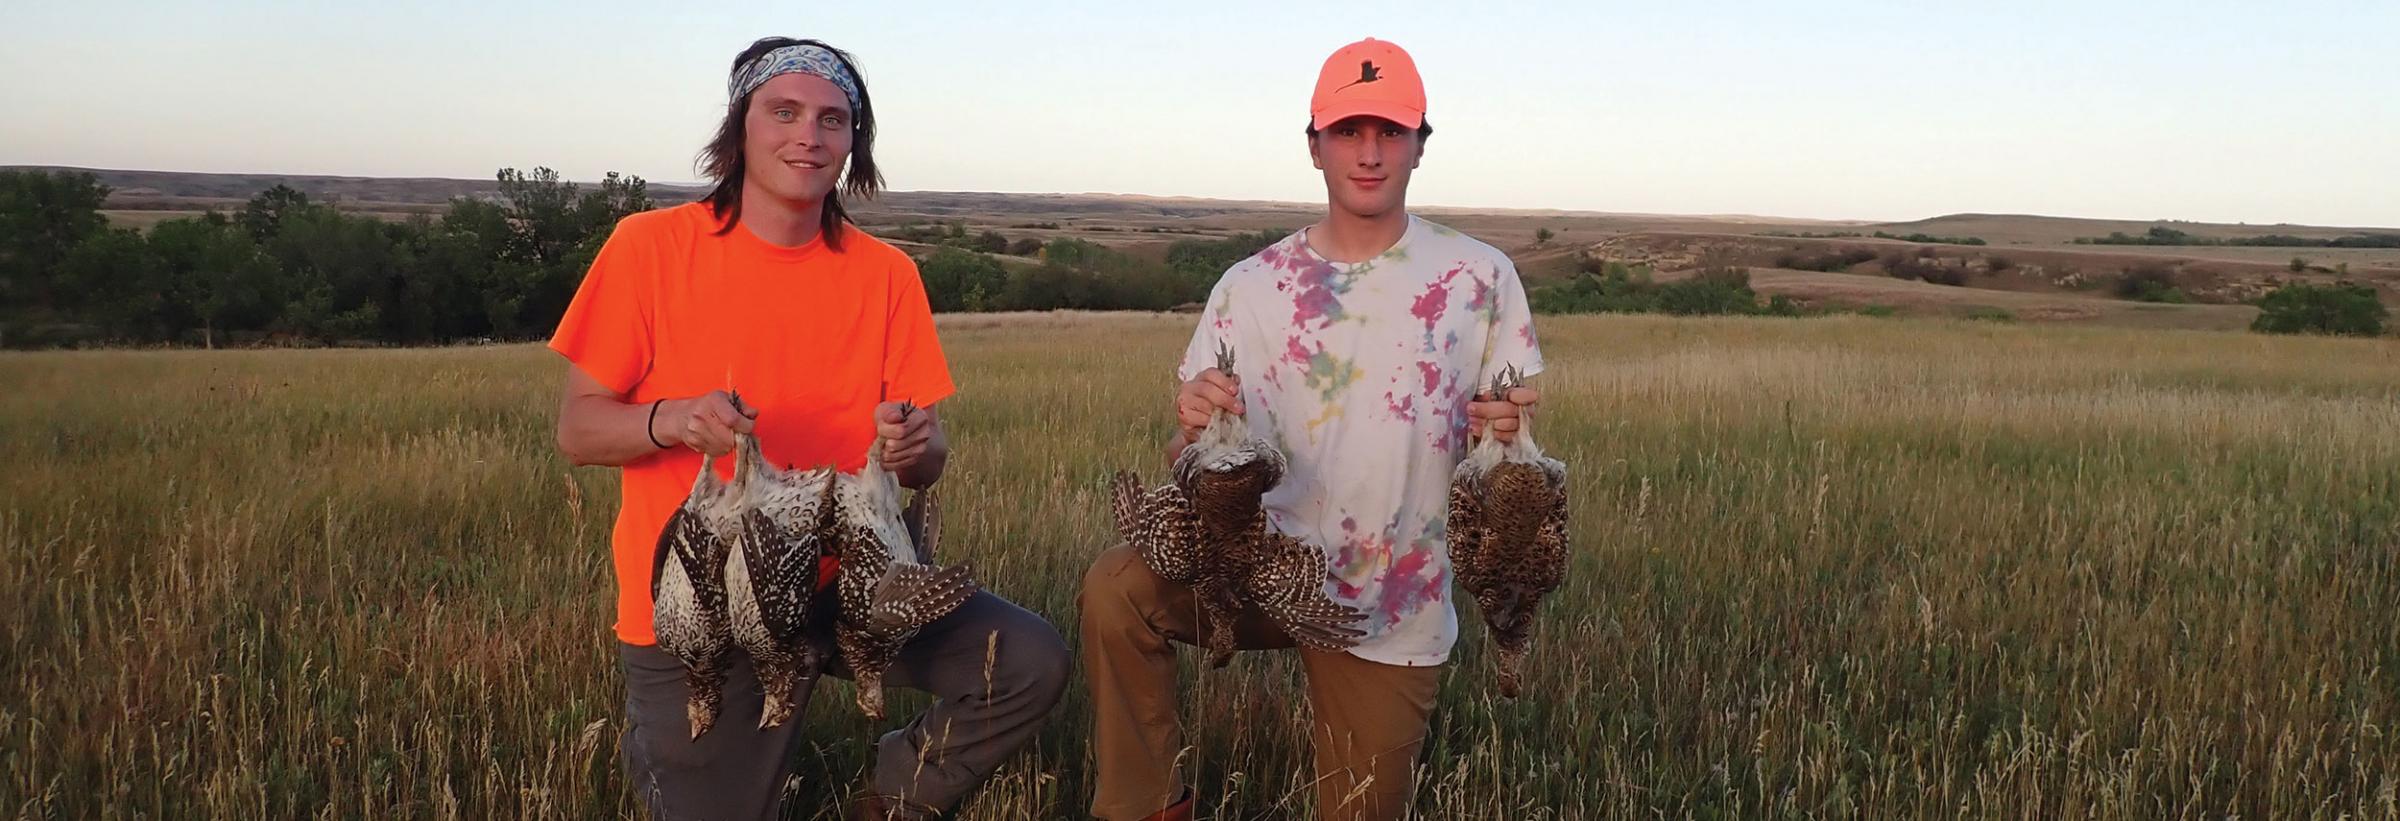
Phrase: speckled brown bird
[
  {"left": 651, "top": 436, "right": 744, "bottom": 740},
  {"left": 1447, "top": 364, "right": 1570, "bottom": 698},
  {"left": 722, "top": 430, "right": 839, "bottom": 730},
  {"left": 830, "top": 402, "right": 979, "bottom": 721},
  {"left": 1113, "top": 344, "right": 1365, "bottom": 668}
]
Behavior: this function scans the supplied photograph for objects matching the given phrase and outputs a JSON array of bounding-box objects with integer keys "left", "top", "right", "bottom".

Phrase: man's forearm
[
  {"left": 560, "top": 394, "right": 672, "bottom": 467},
  {"left": 897, "top": 423, "right": 951, "bottom": 489},
  {"left": 898, "top": 447, "right": 948, "bottom": 489}
]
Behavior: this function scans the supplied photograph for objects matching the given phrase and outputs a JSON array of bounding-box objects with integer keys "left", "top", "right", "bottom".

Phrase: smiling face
[
  {"left": 1309, "top": 115, "right": 1424, "bottom": 220},
  {"left": 740, "top": 72, "right": 854, "bottom": 209}
]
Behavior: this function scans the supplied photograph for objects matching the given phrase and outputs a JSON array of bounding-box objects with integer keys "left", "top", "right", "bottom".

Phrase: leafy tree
[
  {"left": 148, "top": 216, "right": 282, "bottom": 346},
  {"left": 2251, "top": 282, "right": 2387, "bottom": 336},
  {"left": 918, "top": 247, "right": 1009, "bottom": 312},
  {"left": 1163, "top": 229, "right": 1285, "bottom": 301},
  {"left": 238, "top": 184, "right": 312, "bottom": 244},
  {"left": 0, "top": 169, "right": 112, "bottom": 312},
  {"left": 55, "top": 228, "right": 169, "bottom": 340}
]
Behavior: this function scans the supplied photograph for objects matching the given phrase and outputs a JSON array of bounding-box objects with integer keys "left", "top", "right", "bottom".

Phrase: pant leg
[
  {"left": 619, "top": 641, "right": 812, "bottom": 821},
  {"left": 863, "top": 589, "right": 1072, "bottom": 812},
  {"left": 1079, "top": 544, "right": 1295, "bottom": 821},
  {"left": 1296, "top": 649, "right": 1442, "bottom": 821}
]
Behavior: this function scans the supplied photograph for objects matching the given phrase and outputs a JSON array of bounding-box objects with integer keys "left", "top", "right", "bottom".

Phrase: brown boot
[
  {"left": 1138, "top": 787, "right": 1193, "bottom": 821},
  {"left": 846, "top": 792, "right": 942, "bottom": 820}
]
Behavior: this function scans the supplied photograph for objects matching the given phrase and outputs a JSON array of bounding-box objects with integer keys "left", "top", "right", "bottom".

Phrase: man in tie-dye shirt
[{"left": 1080, "top": 37, "right": 1546, "bottom": 821}]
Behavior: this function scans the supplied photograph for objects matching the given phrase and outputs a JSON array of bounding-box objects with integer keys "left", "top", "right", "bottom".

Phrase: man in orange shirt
[{"left": 551, "top": 37, "right": 1068, "bottom": 821}]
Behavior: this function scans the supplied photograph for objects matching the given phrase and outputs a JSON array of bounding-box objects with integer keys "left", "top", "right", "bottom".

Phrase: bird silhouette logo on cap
[{"left": 1337, "top": 60, "right": 1383, "bottom": 92}]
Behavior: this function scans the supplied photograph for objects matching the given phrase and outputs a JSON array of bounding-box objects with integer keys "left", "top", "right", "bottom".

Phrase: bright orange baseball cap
[{"left": 1311, "top": 38, "right": 1426, "bottom": 130}]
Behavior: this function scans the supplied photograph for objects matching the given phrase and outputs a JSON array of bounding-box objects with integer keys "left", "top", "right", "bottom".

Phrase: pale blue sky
[{"left": 3, "top": 1, "right": 2394, "bottom": 226}]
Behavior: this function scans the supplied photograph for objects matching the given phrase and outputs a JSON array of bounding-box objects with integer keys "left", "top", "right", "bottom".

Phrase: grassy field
[{"left": 4, "top": 313, "right": 2398, "bottom": 819}]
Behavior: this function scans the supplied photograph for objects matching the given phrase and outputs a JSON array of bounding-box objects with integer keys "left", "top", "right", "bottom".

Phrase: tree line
[
  {"left": 1, "top": 168, "right": 650, "bottom": 347},
  {"left": 0, "top": 169, "right": 1287, "bottom": 348},
  {"left": 2076, "top": 226, "right": 2400, "bottom": 248}
]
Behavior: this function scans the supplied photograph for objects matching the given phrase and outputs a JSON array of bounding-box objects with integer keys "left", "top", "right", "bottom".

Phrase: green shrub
[
  {"left": 917, "top": 247, "right": 1009, "bottom": 313},
  {"left": 1884, "top": 252, "right": 1963, "bottom": 286},
  {"left": 2250, "top": 282, "right": 2388, "bottom": 336},
  {"left": 1872, "top": 231, "right": 1986, "bottom": 246},
  {"left": 1775, "top": 248, "right": 1878, "bottom": 272},
  {"left": 2116, "top": 264, "right": 2188, "bottom": 303}
]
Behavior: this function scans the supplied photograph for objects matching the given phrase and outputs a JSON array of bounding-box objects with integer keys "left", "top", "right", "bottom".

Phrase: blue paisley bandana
[{"left": 728, "top": 44, "right": 861, "bottom": 113}]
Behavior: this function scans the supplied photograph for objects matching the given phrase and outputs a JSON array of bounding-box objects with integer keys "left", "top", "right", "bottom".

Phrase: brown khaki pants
[{"left": 1080, "top": 545, "right": 1441, "bottom": 821}]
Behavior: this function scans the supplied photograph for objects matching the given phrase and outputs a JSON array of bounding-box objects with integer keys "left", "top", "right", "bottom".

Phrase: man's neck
[
  {"left": 1306, "top": 207, "right": 1410, "bottom": 264},
  {"left": 739, "top": 185, "right": 827, "bottom": 248}
]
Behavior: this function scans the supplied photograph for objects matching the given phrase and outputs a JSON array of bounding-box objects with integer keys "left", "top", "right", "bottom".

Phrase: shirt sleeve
[
  {"left": 883, "top": 254, "right": 957, "bottom": 408},
  {"left": 547, "top": 214, "right": 658, "bottom": 396},
  {"left": 1477, "top": 258, "right": 1546, "bottom": 390}
]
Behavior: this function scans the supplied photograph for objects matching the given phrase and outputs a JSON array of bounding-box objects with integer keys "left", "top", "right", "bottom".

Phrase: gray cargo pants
[{"left": 619, "top": 590, "right": 1070, "bottom": 820}]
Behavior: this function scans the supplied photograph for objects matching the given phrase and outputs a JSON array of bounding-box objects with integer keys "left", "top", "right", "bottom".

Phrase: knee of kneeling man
[
  {"left": 1009, "top": 623, "right": 1073, "bottom": 706},
  {"left": 963, "top": 619, "right": 1070, "bottom": 711},
  {"left": 1077, "top": 544, "right": 1145, "bottom": 606},
  {"left": 1086, "top": 542, "right": 1155, "bottom": 589}
]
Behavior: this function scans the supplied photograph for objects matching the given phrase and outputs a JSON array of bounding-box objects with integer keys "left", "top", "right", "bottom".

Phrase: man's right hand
[
  {"left": 1175, "top": 368, "right": 1245, "bottom": 441},
  {"left": 658, "top": 390, "right": 756, "bottom": 456}
]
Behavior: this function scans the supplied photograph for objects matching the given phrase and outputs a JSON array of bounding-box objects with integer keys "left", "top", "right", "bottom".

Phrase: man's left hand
[{"left": 875, "top": 401, "right": 938, "bottom": 472}]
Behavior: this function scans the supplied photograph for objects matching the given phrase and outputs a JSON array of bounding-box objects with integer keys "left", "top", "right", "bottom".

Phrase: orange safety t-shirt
[{"left": 548, "top": 202, "right": 955, "bottom": 647}]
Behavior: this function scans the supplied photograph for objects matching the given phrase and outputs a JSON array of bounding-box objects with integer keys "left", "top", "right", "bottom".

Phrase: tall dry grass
[{"left": 4, "top": 313, "right": 2396, "bottom": 819}]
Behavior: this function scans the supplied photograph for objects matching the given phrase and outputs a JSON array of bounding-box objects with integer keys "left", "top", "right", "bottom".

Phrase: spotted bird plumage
[
  {"left": 721, "top": 427, "right": 838, "bottom": 730},
  {"left": 1446, "top": 364, "right": 1570, "bottom": 698},
  {"left": 1112, "top": 343, "right": 1366, "bottom": 667},
  {"left": 830, "top": 402, "right": 979, "bottom": 720}
]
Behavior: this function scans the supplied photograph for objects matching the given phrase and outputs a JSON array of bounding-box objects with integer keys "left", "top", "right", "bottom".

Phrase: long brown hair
[{"left": 696, "top": 37, "right": 883, "bottom": 251}]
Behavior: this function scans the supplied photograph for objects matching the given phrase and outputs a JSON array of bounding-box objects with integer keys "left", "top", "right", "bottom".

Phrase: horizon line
[{"left": 13, "top": 163, "right": 2398, "bottom": 233}]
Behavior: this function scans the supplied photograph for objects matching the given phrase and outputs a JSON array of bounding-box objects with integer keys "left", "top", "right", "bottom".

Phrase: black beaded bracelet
[{"left": 646, "top": 399, "right": 670, "bottom": 449}]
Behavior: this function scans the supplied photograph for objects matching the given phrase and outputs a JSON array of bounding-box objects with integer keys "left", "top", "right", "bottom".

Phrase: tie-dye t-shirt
[{"left": 1177, "top": 215, "right": 1544, "bottom": 667}]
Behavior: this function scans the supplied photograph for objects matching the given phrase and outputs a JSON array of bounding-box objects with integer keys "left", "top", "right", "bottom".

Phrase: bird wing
[
  {"left": 651, "top": 508, "right": 710, "bottom": 601},
  {"left": 1530, "top": 484, "right": 1571, "bottom": 592},
  {"left": 1446, "top": 460, "right": 1489, "bottom": 590},
  {"left": 863, "top": 561, "right": 979, "bottom": 635},
  {"left": 739, "top": 508, "right": 822, "bottom": 643},
  {"left": 904, "top": 486, "right": 940, "bottom": 565},
  {"left": 833, "top": 516, "right": 890, "bottom": 619},
  {"left": 1114, "top": 471, "right": 1206, "bottom": 584},
  {"left": 651, "top": 512, "right": 704, "bottom": 631},
  {"left": 1537, "top": 455, "right": 1568, "bottom": 490},
  {"left": 1251, "top": 437, "right": 1289, "bottom": 490},
  {"left": 1246, "top": 531, "right": 1368, "bottom": 651}
]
